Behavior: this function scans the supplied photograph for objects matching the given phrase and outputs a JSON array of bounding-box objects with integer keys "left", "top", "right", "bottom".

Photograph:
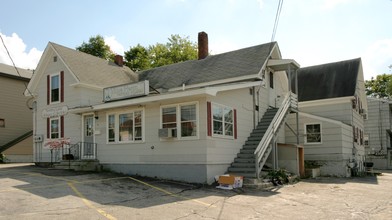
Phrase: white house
[
  {"left": 25, "top": 42, "right": 137, "bottom": 163},
  {"left": 285, "top": 58, "right": 367, "bottom": 177},
  {"left": 26, "top": 33, "right": 301, "bottom": 183},
  {"left": 364, "top": 97, "right": 392, "bottom": 169}
]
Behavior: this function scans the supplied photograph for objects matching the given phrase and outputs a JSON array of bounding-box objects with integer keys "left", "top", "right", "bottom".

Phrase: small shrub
[
  {"left": 0, "top": 154, "right": 6, "bottom": 163},
  {"left": 267, "top": 169, "right": 290, "bottom": 185}
]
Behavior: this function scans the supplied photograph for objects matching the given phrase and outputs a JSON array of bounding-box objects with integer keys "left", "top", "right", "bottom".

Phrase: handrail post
[{"left": 255, "top": 155, "right": 259, "bottom": 178}]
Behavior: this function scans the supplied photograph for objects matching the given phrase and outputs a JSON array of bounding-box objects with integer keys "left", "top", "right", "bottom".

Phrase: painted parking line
[
  {"left": 68, "top": 182, "right": 117, "bottom": 220},
  {"left": 0, "top": 176, "right": 130, "bottom": 193},
  {"left": 128, "top": 176, "right": 216, "bottom": 208}
]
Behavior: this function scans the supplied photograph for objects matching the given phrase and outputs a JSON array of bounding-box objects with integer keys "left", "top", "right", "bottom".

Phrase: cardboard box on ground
[{"left": 215, "top": 174, "right": 243, "bottom": 190}]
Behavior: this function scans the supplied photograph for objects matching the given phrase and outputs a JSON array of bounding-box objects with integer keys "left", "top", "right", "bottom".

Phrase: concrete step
[
  {"left": 242, "top": 178, "right": 274, "bottom": 189},
  {"left": 228, "top": 167, "right": 255, "bottom": 172},
  {"left": 231, "top": 162, "right": 254, "bottom": 168},
  {"left": 234, "top": 158, "right": 255, "bottom": 163},
  {"left": 54, "top": 160, "right": 101, "bottom": 171},
  {"left": 227, "top": 172, "right": 257, "bottom": 178}
]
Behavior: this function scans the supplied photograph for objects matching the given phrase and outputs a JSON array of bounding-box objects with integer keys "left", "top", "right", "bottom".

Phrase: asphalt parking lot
[{"left": 0, "top": 163, "right": 391, "bottom": 220}]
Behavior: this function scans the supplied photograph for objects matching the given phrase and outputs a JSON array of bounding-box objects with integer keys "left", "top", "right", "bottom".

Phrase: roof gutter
[{"left": 168, "top": 74, "right": 261, "bottom": 92}]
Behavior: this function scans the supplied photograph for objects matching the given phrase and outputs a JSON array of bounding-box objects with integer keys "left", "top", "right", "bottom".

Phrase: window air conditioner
[{"left": 158, "top": 128, "right": 177, "bottom": 138}]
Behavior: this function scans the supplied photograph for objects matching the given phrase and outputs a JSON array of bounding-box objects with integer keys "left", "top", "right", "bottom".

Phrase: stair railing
[
  {"left": 61, "top": 142, "right": 97, "bottom": 160},
  {"left": 254, "top": 92, "right": 292, "bottom": 178}
]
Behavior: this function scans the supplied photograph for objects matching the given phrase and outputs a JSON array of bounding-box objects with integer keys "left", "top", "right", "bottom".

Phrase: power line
[
  {"left": 0, "top": 34, "right": 34, "bottom": 97},
  {"left": 271, "top": 0, "right": 284, "bottom": 42},
  {"left": 267, "top": 0, "right": 284, "bottom": 57}
]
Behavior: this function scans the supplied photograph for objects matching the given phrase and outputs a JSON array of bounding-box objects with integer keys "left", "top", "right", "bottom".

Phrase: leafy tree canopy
[
  {"left": 124, "top": 34, "right": 198, "bottom": 71},
  {"left": 77, "top": 34, "right": 198, "bottom": 72},
  {"left": 365, "top": 73, "right": 392, "bottom": 99},
  {"left": 76, "top": 35, "right": 115, "bottom": 61}
]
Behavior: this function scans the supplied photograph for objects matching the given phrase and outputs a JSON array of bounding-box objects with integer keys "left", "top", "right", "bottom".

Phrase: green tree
[
  {"left": 76, "top": 35, "right": 115, "bottom": 61},
  {"left": 124, "top": 44, "right": 151, "bottom": 71},
  {"left": 124, "top": 34, "right": 198, "bottom": 71},
  {"left": 365, "top": 73, "right": 392, "bottom": 98}
]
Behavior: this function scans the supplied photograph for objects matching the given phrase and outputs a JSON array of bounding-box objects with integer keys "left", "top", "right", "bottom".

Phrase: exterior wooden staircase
[
  {"left": 227, "top": 92, "right": 297, "bottom": 179},
  {"left": 227, "top": 108, "right": 278, "bottom": 178},
  {"left": 0, "top": 130, "right": 33, "bottom": 153}
]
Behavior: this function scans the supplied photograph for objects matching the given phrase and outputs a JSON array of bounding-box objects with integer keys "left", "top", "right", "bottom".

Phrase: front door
[
  {"left": 388, "top": 150, "right": 392, "bottom": 169},
  {"left": 82, "top": 114, "right": 95, "bottom": 159}
]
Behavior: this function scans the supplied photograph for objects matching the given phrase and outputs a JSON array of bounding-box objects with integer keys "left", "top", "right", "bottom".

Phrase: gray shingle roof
[
  {"left": 293, "top": 58, "right": 361, "bottom": 102},
  {"left": 50, "top": 42, "right": 137, "bottom": 88},
  {"left": 138, "top": 42, "right": 276, "bottom": 90},
  {"left": 0, "top": 63, "right": 33, "bottom": 79}
]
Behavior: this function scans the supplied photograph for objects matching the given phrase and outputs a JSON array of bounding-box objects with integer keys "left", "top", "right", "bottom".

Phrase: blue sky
[{"left": 0, "top": 0, "right": 391, "bottom": 79}]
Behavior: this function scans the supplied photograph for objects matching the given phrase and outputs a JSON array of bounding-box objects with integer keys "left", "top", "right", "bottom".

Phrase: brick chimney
[
  {"left": 114, "top": 55, "right": 123, "bottom": 67},
  {"left": 198, "top": 32, "right": 208, "bottom": 60}
]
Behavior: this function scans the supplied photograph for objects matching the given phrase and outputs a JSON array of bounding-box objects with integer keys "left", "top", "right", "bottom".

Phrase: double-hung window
[
  {"left": 305, "top": 123, "right": 322, "bottom": 144},
  {"left": 50, "top": 117, "right": 60, "bottom": 139},
  {"left": 212, "top": 104, "right": 234, "bottom": 138},
  {"left": 47, "top": 71, "right": 64, "bottom": 105},
  {"left": 51, "top": 74, "right": 60, "bottom": 103},
  {"left": 107, "top": 110, "right": 144, "bottom": 143},
  {"left": 161, "top": 103, "right": 198, "bottom": 139}
]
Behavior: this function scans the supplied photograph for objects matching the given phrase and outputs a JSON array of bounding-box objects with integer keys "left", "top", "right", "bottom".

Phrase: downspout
[
  {"left": 252, "top": 86, "right": 256, "bottom": 129},
  {"left": 295, "top": 69, "right": 299, "bottom": 145}
]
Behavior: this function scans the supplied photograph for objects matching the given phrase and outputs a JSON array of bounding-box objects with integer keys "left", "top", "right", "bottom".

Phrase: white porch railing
[{"left": 254, "top": 92, "right": 296, "bottom": 178}]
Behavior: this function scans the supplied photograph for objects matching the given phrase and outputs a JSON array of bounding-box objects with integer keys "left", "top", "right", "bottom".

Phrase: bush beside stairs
[{"left": 227, "top": 108, "right": 279, "bottom": 179}]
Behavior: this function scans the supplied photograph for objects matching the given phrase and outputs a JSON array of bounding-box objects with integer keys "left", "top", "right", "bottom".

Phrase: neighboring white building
[
  {"left": 26, "top": 33, "right": 302, "bottom": 183},
  {"left": 25, "top": 42, "right": 137, "bottom": 164},
  {"left": 285, "top": 58, "right": 367, "bottom": 177},
  {"left": 364, "top": 97, "right": 392, "bottom": 169},
  {"left": 0, "top": 63, "right": 34, "bottom": 162}
]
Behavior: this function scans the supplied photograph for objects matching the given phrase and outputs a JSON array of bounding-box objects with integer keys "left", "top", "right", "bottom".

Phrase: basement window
[{"left": 305, "top": 123, "right": 322, "bottom": 144}]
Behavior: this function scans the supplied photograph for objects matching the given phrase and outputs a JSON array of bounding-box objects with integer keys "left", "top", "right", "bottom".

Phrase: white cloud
[
  {"left": 362, "top": 39, "right": 392, "bottom": 79},
  {"left": 0, "top": 32, "right": 42, "bottom": 70},
  {"left": 104, "top": 36, "right": 125, "bottom": 55}
]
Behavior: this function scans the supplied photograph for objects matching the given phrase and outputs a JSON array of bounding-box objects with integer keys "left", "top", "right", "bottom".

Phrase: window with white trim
[
  {"left": 161, "top": 103, "right": 198, "bottom": 138},
  {"left": 107, "top": 110, "right": 143, "bottom": 143},
  {"left": 212, "top": 103, "right": 234, "bottom": 138},
  {"left": 50, "top": 117, "right": 60, "bottom": 139},
  {"left": 305, "top": 123, "right": 321, "bottom": 144},
  {"left": 51, "top": 74, "right": 60, "bottom": 103}
]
